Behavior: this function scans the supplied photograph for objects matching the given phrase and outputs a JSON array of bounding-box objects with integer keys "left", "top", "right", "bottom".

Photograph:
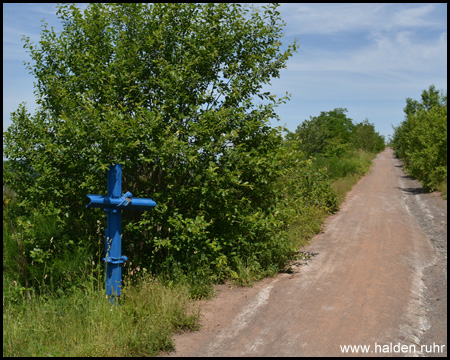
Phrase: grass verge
[
  {"left": 3, "top": 275, "right": 199, "bottom": 357},
  {"left": 285, "top": 149, "right": 376, "bottom": 254}
]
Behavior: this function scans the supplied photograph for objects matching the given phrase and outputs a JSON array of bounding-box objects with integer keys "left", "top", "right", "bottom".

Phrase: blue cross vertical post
[{"left": 86, "top": 164, "right": 156, "bottom": 304}]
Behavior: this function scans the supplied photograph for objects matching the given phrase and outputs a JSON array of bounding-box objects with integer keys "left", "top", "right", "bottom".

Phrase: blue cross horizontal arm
[{"left": 86, "top": 194, "right": 156, "bottom": 210}]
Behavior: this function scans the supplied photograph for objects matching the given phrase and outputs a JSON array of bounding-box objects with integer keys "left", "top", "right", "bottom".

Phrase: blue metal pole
[
  {"left": 105, "top": 208, "right": 126, "bottom": 298},
  {"left": 104, "top": 164, "right": 127, "bottom": 303}
]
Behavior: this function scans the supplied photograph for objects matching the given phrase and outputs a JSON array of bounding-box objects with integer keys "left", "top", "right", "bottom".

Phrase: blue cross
[{"left": 86, "top": 164, "right": 156, "bottom": 303}]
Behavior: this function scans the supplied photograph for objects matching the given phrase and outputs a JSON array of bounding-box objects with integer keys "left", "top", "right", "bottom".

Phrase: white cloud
[
  {"left": 276, "top": 3, "right": 447, "bottom": 79},
  {"left": 280, "top": 3, "right": 384, "bottom": 35},
  {"left": 285, "top": 29, "right": 447, "bottom": 77},
  {"left": 279, "top": 3, "right": 445, "bottom": 36},
  {"left": 391, "top": 4, "right": 438, "bottom": 28}
]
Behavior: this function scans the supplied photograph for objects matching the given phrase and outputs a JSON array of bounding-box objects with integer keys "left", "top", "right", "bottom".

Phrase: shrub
[{"left": 392, "top": 85, "right": 447, "bottom": 190}]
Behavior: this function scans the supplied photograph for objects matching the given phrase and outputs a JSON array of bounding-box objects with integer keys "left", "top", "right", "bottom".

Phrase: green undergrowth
[
  {"left": 320, "top": 150, "right": 376, "bottom": 205},
  {"left": 437, "top": 181, "right": 447, "bottom": 200},
  {"left": 3, "top": 274, "right": 199, "bottom": 357},
  {"left": 285, "top": 150, "right": 376, "bottom": 254}
]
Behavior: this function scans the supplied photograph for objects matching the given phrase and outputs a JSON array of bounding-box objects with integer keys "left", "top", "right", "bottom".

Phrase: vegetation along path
[{"left": 163, "top": 147, "right": 447, "bottom": 357}]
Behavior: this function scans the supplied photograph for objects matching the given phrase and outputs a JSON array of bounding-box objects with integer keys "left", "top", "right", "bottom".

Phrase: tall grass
[
  {"left": 313, "top": 150, "right": 374, "bottom": 180},
  {"left": 285, "top": 205, "right": 328, "bottom": 250},
  {"left": 313, "top": 150, "right": 375, "bottom": 205},
  {"left": 437, "top": 181, "right": 447, "bottom": 200},
  {"left": 3, "top": 274, "right": 199, "bottom": 357}
]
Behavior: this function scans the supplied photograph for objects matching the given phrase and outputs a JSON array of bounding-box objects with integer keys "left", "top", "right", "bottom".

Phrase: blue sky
[{"left": 3, "top": 3, "right": 447, "bottom": 143}]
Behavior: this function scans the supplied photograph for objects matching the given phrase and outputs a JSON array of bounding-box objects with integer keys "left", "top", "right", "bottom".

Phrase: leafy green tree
[
  {"left": 3, "top": 3, "right": 298, "bottom": 287},
  {"left": 403, "top": 84, "right": 442, "bottom": 117}
]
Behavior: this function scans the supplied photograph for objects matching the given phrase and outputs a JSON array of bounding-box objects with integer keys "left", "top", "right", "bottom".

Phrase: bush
[
  {"left": 3, "top": 186, "right": 103, "bottom": 298},
  {"left": 392, "top": 85, "right": 447, "bottom": 190}
]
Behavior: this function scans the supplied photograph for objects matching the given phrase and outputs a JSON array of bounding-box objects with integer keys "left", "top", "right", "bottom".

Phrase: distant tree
[
  {"left": 351, "top": 119, "right": 385, "bottom": 153},
  {"left": 294, "top": 108, "right": 355, "bottom": 156}
]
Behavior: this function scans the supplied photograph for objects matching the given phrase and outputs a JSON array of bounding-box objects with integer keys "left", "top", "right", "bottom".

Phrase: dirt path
[{"left": 163, "top": 148, "right": 447, "bottom": 357}]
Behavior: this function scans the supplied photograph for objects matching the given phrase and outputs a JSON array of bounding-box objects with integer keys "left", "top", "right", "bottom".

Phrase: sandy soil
[{"left": 162, "top": 148, "right": 447, "bottom": 357}]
